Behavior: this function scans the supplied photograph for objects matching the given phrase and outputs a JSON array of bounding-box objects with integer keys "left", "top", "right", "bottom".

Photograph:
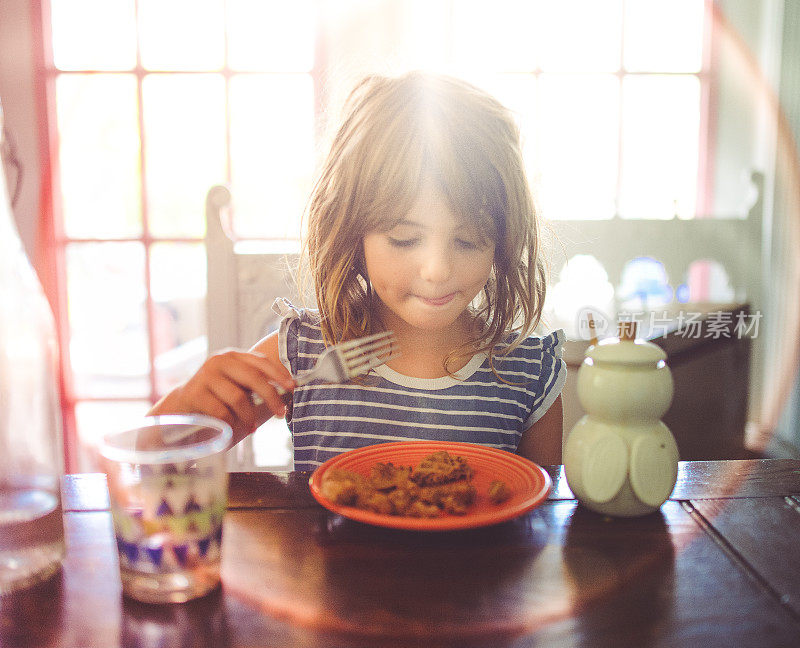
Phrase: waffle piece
[
  {"left": 487, "top": 480, "right": 512, "bottom": 504},
  {"left": 320, "top": 469, "right": 368, "bottom": 506},
  {"left": 368, "top": 462, "right": 413, "bottom": 491},
  {"left": 410, "top": 450, "right": 474, "bottom": 486}
]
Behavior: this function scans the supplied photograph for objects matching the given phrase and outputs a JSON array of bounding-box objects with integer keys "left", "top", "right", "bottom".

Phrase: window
[
  {"left": 44, "top": 0, "right": 317, "bottom": 470},
  {"left": 406, "top": 0, "right": 711, "bottom": 220},
  {"left": 40, "top": 0, "right": 715, "bottom": 470}
]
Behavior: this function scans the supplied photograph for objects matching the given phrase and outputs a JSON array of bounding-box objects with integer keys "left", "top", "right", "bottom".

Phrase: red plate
[{"left": 308, "top": 441, "right": 552, "bottom": 531}]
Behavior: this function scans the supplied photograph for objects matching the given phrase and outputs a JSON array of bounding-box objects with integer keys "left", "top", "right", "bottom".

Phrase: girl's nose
[{"left": 419, "top": 245, "right": 453, "bottom": 283}]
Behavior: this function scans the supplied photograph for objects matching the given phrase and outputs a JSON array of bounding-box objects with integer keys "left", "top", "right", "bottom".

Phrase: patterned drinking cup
[{"left": 100, "top": 415, "right": 231, "bottom": 604}]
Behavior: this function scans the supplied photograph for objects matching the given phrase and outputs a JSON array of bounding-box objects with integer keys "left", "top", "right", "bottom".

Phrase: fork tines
[{"left": 343, "top": 330, "right": 399, "bottom": 377}]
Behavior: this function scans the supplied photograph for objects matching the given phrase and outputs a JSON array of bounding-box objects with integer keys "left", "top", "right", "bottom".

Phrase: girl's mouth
[{"left": 418, "top": 293, "right": 456, "bottom": 307}]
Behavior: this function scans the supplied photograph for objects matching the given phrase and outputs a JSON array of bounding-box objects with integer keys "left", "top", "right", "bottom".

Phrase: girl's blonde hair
[{"left": 303, "top": 71, "right": 547, "bottom": 365}]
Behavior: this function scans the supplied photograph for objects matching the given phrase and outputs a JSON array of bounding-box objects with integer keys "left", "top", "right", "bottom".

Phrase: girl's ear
[
  {"left": 352, "top": 245, "right": 370, "bottom": 291},
  {"left": 353, "top": 244, "right": 367, "bottom": 281}
]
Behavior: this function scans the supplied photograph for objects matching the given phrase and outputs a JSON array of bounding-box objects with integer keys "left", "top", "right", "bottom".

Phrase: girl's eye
[
  {"left": 456, "top": 239, "right": 479, "bottom": 250},
  {"left": 388, "top": 237, "right": 419, "bottom": 248}
]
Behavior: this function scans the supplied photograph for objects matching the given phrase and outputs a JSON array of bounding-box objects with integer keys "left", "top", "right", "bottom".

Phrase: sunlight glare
[
  {"left": 537, "top": 0, "right": 622, "bottom": 72},
  {"left": 51, "top": 0, "right": 137, "bottom": 70},
  {"left": 228, "top": 0, "right": 315, "bottom": 71},
  {"left": 537, "top": 74, "right": 619, "bottom": 219},
  {"left": 229, "top": 74, "right": 315, "bottom": 239},
  {"left": 451, "top": 0, "right": 538, "bottom": 74},
  {"left": 624, "top": 0, "right": 705, "bottom": 72},
  {"left": 619, "top": 75, "right": 701, "bottom": 219},
  {"left": 142, "top": 74, "right": 227, "bottom": 238},
  {"left": 56, "top": 74, "right": 142, "bottom": 238},
  {"left": 138, "top": 0, "right": 225, "bottom": 70}
]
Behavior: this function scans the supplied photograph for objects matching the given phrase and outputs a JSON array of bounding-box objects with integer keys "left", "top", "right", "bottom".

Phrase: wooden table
[{"left": 3, "top": 460, "right": 800, "bottom": 647}]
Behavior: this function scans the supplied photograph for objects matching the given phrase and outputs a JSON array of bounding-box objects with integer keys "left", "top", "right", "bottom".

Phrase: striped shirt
[{"left": 274, "top": 298, "right": 567, "bottom": 470}]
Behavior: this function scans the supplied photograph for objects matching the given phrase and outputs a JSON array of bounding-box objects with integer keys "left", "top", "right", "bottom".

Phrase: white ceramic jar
[{"left": 563, "top": 336, "right": 679, "bottom": 517}]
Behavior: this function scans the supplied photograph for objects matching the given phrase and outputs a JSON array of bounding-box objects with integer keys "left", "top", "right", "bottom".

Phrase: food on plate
[
  {"left": 488, "top": 479, "right": 512, "bottom": 504},
  {"left": 419, "top": 480, "right": 477, "bottom": 515},
  {"left": 320, "top": 451, "right": 478, "bottom": 517},
  {"left": 369, "top": 461, "right": 413, "bottom": 490},
  {"left": 410, "top": 450, "right": 474, "bottom": 486},
  {"left": 319, "top": 469, "right": 367, "bottom": 506}
]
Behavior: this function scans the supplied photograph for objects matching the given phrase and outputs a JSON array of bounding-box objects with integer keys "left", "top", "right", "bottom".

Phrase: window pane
[
  {"left": 75, "top": 401, "right": 151, "bottom": 472},
  {"left": 624, "top": 0, "right": 704, "bottom": 72},
  {"left": 619, "top": 75, "right": 700, "bottom": 219},
  {"left": 51, "top": 0, "right": 136, "bottom": 70},
  {"left": 139, "top": 0, "right": 225, "bottom": 71},
  {"left": 251, "top": 418, "right": 292, "bottom": 470},
  {"left": 228, "top": 0, "right": 316, "bottom": 71},
  {"left": 229, "top": 74, "right": 314, "bottom": 239},
  {"left": 538, "top": 74, "right": 619, "bottom": 220},
  {"left": 66, "top": 242, "right": 150, "bottom": 399},
  {"left": 143, "top": 74, "right": 227, "bottom": 238},
  {"left": 537, "top": 0, "right": 622, "bottom": 72},
  {"left": 150, "top": 243, "right": 208, "bottom": 396},
  {"left": 394, "top": 0, "right": 449, "bottom": 72},
  {"left": 451, "top": 0, "right": 538, "bottom": 73},
  {"left": 56, "top": 74, "right": 142, "bottom": 238},
  {"left": 468, "top": 74, "right": 538, "bottom": 178}
]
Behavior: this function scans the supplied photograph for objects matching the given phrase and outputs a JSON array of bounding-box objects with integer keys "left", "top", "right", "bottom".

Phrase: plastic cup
[{"left": 99, "top": 415, "right": 232, "bottom": 604}]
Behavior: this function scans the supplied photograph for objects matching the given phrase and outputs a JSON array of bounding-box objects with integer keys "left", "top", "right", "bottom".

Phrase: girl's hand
[{"left": 148, "top": 347, "right": 295, "bottom": 447}]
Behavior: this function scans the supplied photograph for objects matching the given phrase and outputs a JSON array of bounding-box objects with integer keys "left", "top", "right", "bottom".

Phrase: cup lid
[
  {"left": 586, "top": 337, "right": 667, "bottom": 365},
  {"left": 99, "top": 414, "right": 232, "bottom": 464}
]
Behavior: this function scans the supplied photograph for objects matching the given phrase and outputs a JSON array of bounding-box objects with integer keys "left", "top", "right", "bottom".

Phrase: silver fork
[{"left": 252, "top": 330, "right": 398, "bottom": 405}]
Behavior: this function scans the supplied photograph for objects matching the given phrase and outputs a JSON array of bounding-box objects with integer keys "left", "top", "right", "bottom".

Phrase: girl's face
[{"left": 363, "top": 179, "right": 495, "bottom": 338}]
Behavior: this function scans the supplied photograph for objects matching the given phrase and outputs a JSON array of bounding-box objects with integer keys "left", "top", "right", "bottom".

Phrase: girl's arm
[
  {"left": 148, "top": 331, "right": 294, "bottom": 447},
  {"left": 515, "top": 395, "right": 564, "bottom": 465}
]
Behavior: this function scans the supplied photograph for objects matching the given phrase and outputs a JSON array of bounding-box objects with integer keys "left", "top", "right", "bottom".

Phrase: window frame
[{"left": 32, "top": 0, "right": 324, "bottom": 471}]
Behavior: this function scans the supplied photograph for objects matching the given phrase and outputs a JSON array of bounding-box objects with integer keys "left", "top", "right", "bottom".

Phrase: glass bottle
[{"left": 0, "top": 99, "right": 66, "bottom": 594}]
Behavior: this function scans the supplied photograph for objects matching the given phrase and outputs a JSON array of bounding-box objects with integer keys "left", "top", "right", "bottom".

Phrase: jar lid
[{"left": 586, "top": 337, "right": 666, "bottom": 365}]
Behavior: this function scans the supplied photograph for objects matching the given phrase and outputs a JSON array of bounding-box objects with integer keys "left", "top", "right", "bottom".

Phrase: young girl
[{"left": 150, "top": 71, "right": 567, "bottom": 468}]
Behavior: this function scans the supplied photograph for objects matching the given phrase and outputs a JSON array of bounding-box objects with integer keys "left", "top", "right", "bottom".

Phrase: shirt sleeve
[{"left": 523, "top": 329, "right": 567, "bottom": 429}]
